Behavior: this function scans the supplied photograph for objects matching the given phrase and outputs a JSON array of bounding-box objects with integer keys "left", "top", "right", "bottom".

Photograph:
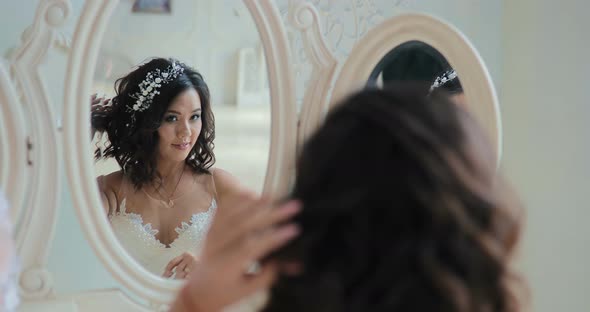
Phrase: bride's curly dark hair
[
  {"left": 264, "top": 85, "right": 524, "bottom": 312},
  {"left": 92, "top": 57, "right": 215, "bottom": 188}
]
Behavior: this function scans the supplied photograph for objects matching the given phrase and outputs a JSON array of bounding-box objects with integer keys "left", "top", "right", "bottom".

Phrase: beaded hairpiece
[
  {"left": 429, "top": 69, "right": 458, "bottom": 92},
  {"left": 126, "top": 62, "right": 185, "bottom": 119}
]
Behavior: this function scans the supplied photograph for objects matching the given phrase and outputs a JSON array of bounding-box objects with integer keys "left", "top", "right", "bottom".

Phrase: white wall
[
  {"left": 389, "top": 0, "right": 503, "bottom": 84},
  {"left": 96, "top": 0, "right": 263, "bottom": 105},
  {"left": 501, "top": 0, "right": 590, "bottom": 310},
  {"left": 0, "top": 0, "right": 41, "bottom": 57}
]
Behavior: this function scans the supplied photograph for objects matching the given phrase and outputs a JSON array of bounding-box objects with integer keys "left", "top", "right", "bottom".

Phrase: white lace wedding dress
[
  {"left": 99, "top": 172, "right": 218, "bottom": 277},
  {"left": 100, "top": 174, "right": 266, "bottom": 311},
  {"left": 109, "top": 198, "right": 216, "bottom": 276}
]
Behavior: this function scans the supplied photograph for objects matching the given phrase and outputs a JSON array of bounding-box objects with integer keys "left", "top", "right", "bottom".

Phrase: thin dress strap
[
  {"left": 97, "top": 174, "right": 116, "bottom": 216},
  {"left": 110, "top": 173, "right": 127, "bottom": 215},
  {"left": 209, "top": 169, "right": 219, "bottom": 204}
]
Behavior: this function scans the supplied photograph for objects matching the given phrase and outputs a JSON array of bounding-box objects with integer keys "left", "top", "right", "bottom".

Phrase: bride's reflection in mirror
[
  {"left": 92, "top": 58, "right": 251, "bottom": 279},
  {"left": 367, "top": 40, "right": 465, "bottom": 107},
  {"left": 88, "top": 0, "right": 270, "bottom": 281}
]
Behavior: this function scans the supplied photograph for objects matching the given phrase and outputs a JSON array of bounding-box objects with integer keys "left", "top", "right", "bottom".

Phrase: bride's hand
[
  {"left": 164, "top": 252, "right": 198, "bottom": 279},
  {"left": 90, "top": 94, "right": 111, "bottom": 137},
  {"left": 90, "top": 93, "right": 111, "bottom": 112},
  {"left": 169, "top": 192, "right": 301, "bottom": 312}
]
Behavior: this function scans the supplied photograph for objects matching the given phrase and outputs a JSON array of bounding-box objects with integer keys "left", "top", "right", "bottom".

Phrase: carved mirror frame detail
[
  {"left": 287, "top": 1, "right": 338, "bottom": 148},
  {"left": 3, "top": 0, "right": 72, "bottom": 299}
]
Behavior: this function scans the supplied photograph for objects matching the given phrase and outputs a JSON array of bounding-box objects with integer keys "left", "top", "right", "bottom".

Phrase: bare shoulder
[
  {"left": 96, "top": 170, "right": 124, "bottom": 214},
  {"left": 211, "top": 168, "right": 255, "bottom": 200},
  {"left": 97, "top": 171, "right": 124, "bottom": 193}
]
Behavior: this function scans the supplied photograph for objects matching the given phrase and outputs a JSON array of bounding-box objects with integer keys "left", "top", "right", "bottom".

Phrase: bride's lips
[{"left": 172, "top": 142, "right": 191, "bottom": 150}]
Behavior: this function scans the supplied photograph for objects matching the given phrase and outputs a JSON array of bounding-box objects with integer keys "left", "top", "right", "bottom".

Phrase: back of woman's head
[
  {"left": 376, "top": 41, "right": 450, "bottom": 84},
  {"left": 93, "top": 57, "right": 215, "bottom": 188},
  {"left": 264, "top": 85, "right": 522, "bottom": 312}
]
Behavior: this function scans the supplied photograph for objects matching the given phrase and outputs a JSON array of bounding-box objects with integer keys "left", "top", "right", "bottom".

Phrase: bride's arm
[{"left": 90, "top": 94, "right": 111, "bottom": 139}]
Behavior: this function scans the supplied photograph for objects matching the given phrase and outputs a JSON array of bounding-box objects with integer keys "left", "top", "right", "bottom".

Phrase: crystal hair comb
[
  {"left": 127, "top": 62, "right": 185, "bottom": 114},
  {"left": 429, "top": 69, "right": 458, "bottom": 92}
]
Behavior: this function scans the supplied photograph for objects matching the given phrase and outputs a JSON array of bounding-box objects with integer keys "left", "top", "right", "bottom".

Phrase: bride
[{"left": 92, "top": 57, "right": 248, "bottom": 279}]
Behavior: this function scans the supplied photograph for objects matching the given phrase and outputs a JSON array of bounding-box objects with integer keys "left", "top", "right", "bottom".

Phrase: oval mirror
[
  {"left": 331, "top": 13, "right": 502, "bottom": 164},
  {"left": 63, "top": 0, "right": 297, "bottom": 306}
]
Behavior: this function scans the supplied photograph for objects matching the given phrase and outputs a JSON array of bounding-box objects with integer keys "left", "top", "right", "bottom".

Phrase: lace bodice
[{"left": 109, "top": 198, "right": 217, "bottom": 277}]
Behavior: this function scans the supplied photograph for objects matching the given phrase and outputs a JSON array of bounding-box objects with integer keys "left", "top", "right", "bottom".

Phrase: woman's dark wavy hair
[
  {"left": 92, "top": 57, "right": 215, "bottom": 188},
  {"left": 264, "top": 85, "right": 523, "bottom": 312}
]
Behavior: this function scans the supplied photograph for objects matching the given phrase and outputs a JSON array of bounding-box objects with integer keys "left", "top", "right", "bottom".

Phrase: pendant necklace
[{"left": 155, "top": 168, "right": 184, "bottom": 208}]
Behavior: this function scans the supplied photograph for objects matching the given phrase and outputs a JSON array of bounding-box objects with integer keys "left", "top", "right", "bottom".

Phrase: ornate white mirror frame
[
  {"left": 62, "top": 0, "right": 296, "bottom": 306},
  {"left": 2, "top": 0, "right": 71, "bottom": 301},
  {"left": 296, "top": 12, "right": 502, "bottom": 164}
]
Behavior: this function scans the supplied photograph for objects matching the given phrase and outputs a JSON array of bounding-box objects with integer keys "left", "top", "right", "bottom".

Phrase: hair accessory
[
  {"left": 127, "top": 62, "right": 185, "bottom": 115},
  {"left": 429, "top": 69, "right": 458, "bottom": 92}
]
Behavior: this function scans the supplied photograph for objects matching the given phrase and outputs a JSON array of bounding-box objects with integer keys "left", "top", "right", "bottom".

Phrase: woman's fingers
[
  {"left": 204, "top": 194, "right": 268, "bottom": 254},
  {"left": 218, "top": 199, "right": 300, "bottom": 251},
  {"left": 175, "top": 261, "right": 189, "bottom": 279},
  {"left": 202, "top": 199, "right": 301, "bottom": 276},
  {"left": 174, "top": 269, "right": 187, "bottom": 280},
  {"left": 169, "top": 253, "right": 197, "bottom": 279},
  {"left": 242, "top": 223, "right": 300, "bottom": 265},
  {"left": 225, "top": 200, "right": 301, "bottom": 256},
  {"left": 90, "top": 94, "right": 111, "bottom": 112},
  {"left": 218, "top": 193, "right": 270, "bottom": 230},
  {"left": 246, "top": 200, "right": 301, "bottom": 234},
  {"left": 91, "top": 94, "right": 102, "bottom": 106},
  {"left": 164, "top": 255, "right": 184, "bottom": 278},
  {"left": 237, "top": 261, "right": 279, "bottom": 298}
]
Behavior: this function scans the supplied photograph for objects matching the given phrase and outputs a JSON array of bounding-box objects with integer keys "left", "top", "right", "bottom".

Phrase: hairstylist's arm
[{"left": 169, "top": 193, "right": 301, "bottom": 312}]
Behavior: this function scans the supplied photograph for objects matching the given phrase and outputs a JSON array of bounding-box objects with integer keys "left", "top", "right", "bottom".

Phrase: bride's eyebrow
[{"left": 166, "top": 108, "right": 201, "bottom": 114}]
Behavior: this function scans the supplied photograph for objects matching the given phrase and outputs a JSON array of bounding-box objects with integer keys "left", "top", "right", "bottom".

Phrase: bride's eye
[{"left": 164, "top": 115, "right": 178, "bottom": 123}]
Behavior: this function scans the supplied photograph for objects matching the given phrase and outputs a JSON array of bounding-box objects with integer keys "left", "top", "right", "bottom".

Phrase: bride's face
[{"left": 156, "top": 88, "right": 202, "bottom": 163}]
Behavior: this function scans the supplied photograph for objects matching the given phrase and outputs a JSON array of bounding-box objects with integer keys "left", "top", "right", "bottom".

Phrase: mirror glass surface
[{"left": 367, "top": 40, "right": 466, "bottom": 107}]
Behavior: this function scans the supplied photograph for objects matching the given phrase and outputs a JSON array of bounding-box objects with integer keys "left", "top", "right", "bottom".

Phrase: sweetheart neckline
[{"left": 110, "top": 199, "right": 216, "bottom": 248}]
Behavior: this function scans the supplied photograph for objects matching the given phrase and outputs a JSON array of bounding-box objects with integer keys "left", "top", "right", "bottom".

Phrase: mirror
[
  {"left": 330, "top": 14, "right": 501, "bottom": 164},
  {"left": 367, "top": 40, "right": 466, "bottom": 107},
  {"left": 90, "top": 0, "right": 270, "bottom": 280}
]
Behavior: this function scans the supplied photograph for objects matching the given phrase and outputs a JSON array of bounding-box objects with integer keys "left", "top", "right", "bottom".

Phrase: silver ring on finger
[{"left": 244, "top": 260, "right": 261, "bottom": 275}]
